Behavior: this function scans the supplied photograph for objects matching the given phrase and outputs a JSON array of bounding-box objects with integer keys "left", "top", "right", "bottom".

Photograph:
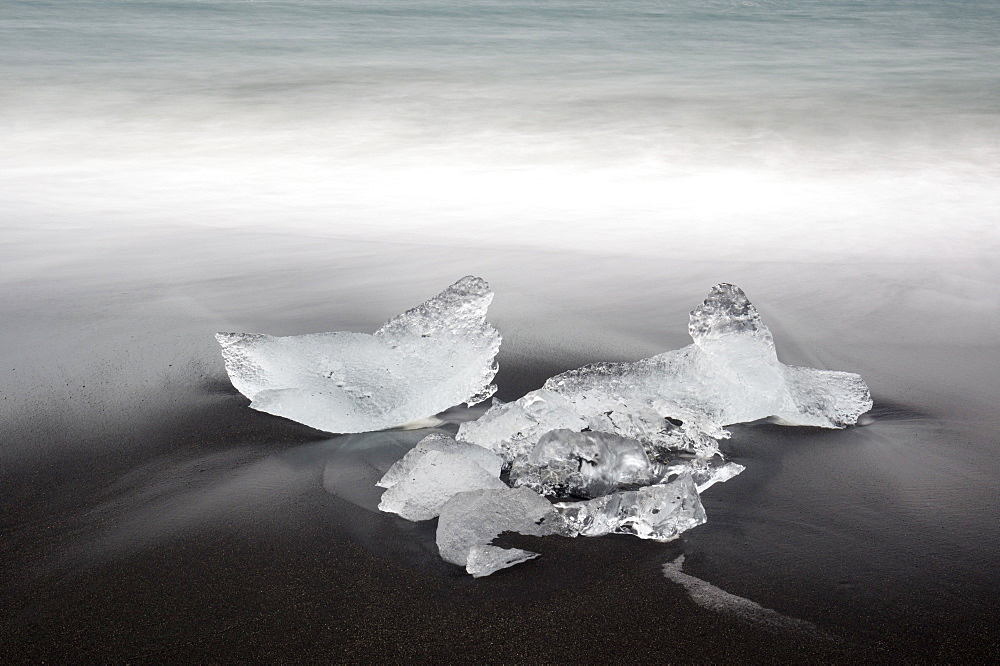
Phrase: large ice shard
[
  {"left": 377, "top": 450, "right": 506, "bottom": 521},
  {"left": 458, "top": 284, "right": 872, "bottom": 464},
  {"left": 216, "top": 276, "right": 501, "bottom": 433},
  {"left": 555, "top": 474, "right": 707, "bottom": 541},
  {"left": 436, "top": 487, "right": 572, "bottom": 575},
  {"left": 377, "top": 433, "right": 502, "bottom": 489},
  {"left": 509, "top": 429, "right": 666, "bottom": 498}
]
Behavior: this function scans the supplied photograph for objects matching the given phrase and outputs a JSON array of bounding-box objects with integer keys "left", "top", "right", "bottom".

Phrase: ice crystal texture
[
  {"left": 509, "top": 429, "right": 666, "bottom": 498},
  {"left": 216, "top": 276, "right": 501, "bottom": 433},
  {"left": 377, "top": 450, "right": 507, "bottom": 521},
  {"left": 436, "top": 487, "right": 572, "bottom": 575},
  {"left": 458, "top": 283, "right": 872, "bottom": 464},
  {"left": 377, "top": 434, "right": 502, "bottom": 489},
  {"left": 555, "top": 474, "right": 707, "bottom": 541}
]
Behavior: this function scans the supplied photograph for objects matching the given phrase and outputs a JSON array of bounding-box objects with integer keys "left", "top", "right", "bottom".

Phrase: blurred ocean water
[{"left": 2, "top": 0, "right": 998, "bottom": 260}]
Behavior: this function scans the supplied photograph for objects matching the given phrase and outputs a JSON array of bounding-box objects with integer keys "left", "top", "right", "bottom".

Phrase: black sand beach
[{"left": 2, "top": 229, "right": 998, "bottom": 661}]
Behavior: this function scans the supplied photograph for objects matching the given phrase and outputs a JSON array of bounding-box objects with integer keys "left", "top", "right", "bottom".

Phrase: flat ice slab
[
  {"left": 217, "top": 276, "right": 501, "bottom": 433},
  {"left": 458, "top": 283, "right": 873, "bottom": 464}
]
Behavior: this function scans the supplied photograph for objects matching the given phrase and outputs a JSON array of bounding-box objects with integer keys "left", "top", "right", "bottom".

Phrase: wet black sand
[{"left": 2, "top": 229, "right": 998, "bottom": 661}]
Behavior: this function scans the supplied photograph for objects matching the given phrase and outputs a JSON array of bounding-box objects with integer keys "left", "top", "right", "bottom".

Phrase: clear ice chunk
[
  {"left": 466, "top": 544, "right": 540, "bottom": 578},
  {"left": 674, "top": 460, "right": 746, "bottom": 493},
  {"left": 458, "top": 283, "right": 872, "bottom": 464},
  {"left": 377, "top": 450, "right": 507, "bottom": 521},
  {"left": 509, "top": 429, "right": 666, "bottom": 498},
  {"left": 555, "top": 474, "right": 707, "bottom": 541},
  {"left": 216, "top": 276, "right": 501, "bottom": 433},
  {"left": 377, "top": 433, "right": 502, "bottom": 489},
  {"left": 436, "top": 487, "right": 571, "bottom": 571}
]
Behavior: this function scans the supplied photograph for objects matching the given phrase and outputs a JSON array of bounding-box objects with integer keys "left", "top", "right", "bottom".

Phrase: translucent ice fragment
[
  {"left": 377, "top": 450, "right": 506, "bottom": 521},
  {"left": 216, "top": 276, "right": 501, "bottom": 433},
  {"left": 458, "top": 283, "right": 872, "bottom": 463},
  {"left": 664, "top": 460, "right": 746, "bottom": 493},
  {"left": 466, "top": 544, "right": 540, "bottom": 578},
  {"left": 779, "top": 365, "right": 875, "bottom": 429},
  {"left": 509, "top": 429, "right": 667, "bottom": 498},
  {"left": 555, "top": 474, "right": 707, "bottom": 541},
  {"left": 377, "top": 433, "right": 502, "bottom": 489},
  {"left": 436, "top": 487, "right": 571, "bottom": 572}
]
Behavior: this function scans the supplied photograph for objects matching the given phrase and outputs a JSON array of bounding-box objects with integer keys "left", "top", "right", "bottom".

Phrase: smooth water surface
[{"left": 2, "top": 0, "right": 998, "bottom": 258}]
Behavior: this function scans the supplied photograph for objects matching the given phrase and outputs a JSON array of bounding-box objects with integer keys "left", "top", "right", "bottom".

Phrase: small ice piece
[
  {"left": 555, "top": 474, "right": 707, "bottom": 541},
  {"left": 466, "top": 545, "right": 540, "bottom": 578},
  {"left": 377, "top": 450, "right": 506, "bottom": 521},
  {"left": 662, "top": 555, "right": 834, "bottom": 640},
  {"left": 692, "top": 461, "right": 745, "bottom": 493},
  {"left": 436, "top": 487, "right": 571, "bottom": 573},
  {"left": 377, "top": 433, "right": 502, "bottom": 489},
  {"left": 216, "top": 276, "right": 501, "bottom": 433},
  {"left": 509, "top": 429, "right": 666, "bottom": 498},
  {"left": 664, "top": 460, "right": 746, "bottom": 493},
  {"left": 458, "top": 283, "right": 872, "bottom": 464}
]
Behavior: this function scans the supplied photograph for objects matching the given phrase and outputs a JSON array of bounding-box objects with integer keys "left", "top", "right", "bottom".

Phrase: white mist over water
[{"left": 2, "top": 0, "right": 998, "bottom": 262}]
